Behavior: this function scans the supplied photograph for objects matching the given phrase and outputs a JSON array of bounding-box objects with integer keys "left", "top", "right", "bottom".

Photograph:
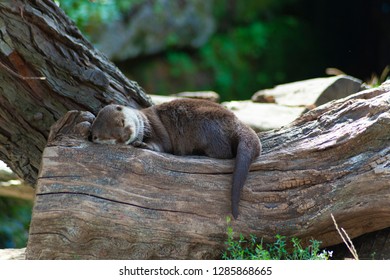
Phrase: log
[
  {"left": 0, "top": 0, "right": 151, "bottom": 185},
  {"left": 26, "top": 84, "right": 390, "bottom": 259}
]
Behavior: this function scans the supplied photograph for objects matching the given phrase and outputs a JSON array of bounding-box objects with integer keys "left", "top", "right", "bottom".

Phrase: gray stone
[
  {"left": 149, "top": 94, "right": 181, "bottom": 105},
  {"left": 175, "top": 91, "right": 220, "bottom": 103},
  {"left": 149, "top": 91, "right": 220, "bottom": 105},
  {"left": 92, "top": 0, "right": 215, "bottom": 60},
  {"left": 152, "top": 76, "right": 367, "bottom": 132},
  {"left": 0, "top": 248, "right": 26, "bottom": 260},
  {"left": 222, "top": 101, "right": 306, "bottom": 132},
  {"left": 252, "top": 75, "right": 365, "bottom": 107}
]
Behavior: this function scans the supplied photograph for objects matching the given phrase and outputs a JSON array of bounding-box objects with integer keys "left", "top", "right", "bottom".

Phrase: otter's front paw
[{"left": 132, "top": 141, "right": 149, "bottom": 149}]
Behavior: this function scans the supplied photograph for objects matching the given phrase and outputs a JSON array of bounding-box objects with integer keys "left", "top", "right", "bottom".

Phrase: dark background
[
  {"left": 292, "top": 0, "right": 390, "bottom": 80},
  {"left": 117, "top": 0, "right": 390, "bottom": 100}
]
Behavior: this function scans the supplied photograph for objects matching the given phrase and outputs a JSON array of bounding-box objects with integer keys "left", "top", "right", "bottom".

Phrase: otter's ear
[{"left": 121, "top": 119, "right": 125, "bottom": 127}]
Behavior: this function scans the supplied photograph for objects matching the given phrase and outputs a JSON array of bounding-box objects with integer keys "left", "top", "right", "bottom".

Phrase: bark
[
  {"left": 26, "top": 84, "right": 390, "bottom": 259},
  {"left": 0, "top": 0, "right": 151, "bottom": 185}
]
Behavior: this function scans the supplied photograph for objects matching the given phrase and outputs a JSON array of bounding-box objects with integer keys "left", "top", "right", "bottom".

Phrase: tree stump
[{"left": 26, "top": 84, "right": 390, "bottom": 259}]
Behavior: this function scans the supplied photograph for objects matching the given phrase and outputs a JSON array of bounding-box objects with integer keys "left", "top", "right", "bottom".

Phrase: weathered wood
[
  {"left": 26, "top": 83, "right": 390, "bottom": 259},
  {"left": 0, "top": 0, "right": 151, "bottom": 185}
]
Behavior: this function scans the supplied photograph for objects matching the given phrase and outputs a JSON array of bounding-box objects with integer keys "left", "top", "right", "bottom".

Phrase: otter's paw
[{"left": 132, "top": 141, "right": 149, "bottom": 149}]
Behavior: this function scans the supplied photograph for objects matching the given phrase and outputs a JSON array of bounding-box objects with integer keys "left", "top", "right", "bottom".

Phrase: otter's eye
[{"left": 116, "top": 106, "right": 122, "bottom": 111}]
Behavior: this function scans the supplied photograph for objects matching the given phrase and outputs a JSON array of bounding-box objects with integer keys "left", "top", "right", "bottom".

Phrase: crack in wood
[
  {"left": 37, "top": 191, "right": 208, "bottom": 218},
  {"left": 28, "top": 231, "right": 72, "bottom": 244}
]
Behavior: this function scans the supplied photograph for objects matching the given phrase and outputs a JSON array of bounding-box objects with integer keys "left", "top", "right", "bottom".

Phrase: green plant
[
  {"left": 163, "top": 15, "right": 314, "bottom": 101},
  {"left": 0, "top": 197, "right": 33, "bottom": 248},
  {"left": 54, "top": 0, "right": 141, "bottom": 35},
  {"left": 56, "top": 0, "right": 319, "bottom": 101},
  {"left": 223, "top": 218, "right": 332, "bottom": 260}
]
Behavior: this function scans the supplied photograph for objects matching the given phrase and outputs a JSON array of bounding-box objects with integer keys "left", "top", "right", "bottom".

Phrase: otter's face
[{"left": 91, "top": 105, "right": 141, "bottom": 145}]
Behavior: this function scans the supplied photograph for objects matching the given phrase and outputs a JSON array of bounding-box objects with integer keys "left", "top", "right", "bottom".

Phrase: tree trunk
[
  {"left": 0, "top": 0, "right": 151, "bottom": 185},
  {"left": 26, "top": 84, "right": 390, "bottom": 259}
]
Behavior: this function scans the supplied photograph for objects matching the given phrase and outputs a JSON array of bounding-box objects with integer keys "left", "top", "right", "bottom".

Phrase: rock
[
  {"left": 225, "top": 75, "right": 368, "bottom": 131},
  {"left": 149, "top": 91, "right": 220, "bottom": 105},
  {"left": 92, "top": 0, "right": 215, "bottom": 60},
  {"left": 149, "top": 94, "right": 181, "bottom": 105},
  {"left": 175, "top": 91, "right": 220, "bottom": 102},
  {"left": 252, "top": 75, "right": 365, "bottom": 107},
  {"left": 151, "top": 76, "right": 367, "bottom": 132},
  {"left": 0, "top": 248, "right": 26, "bottom": 260},
  {"left": 222, "top": 101, "right": 306, "bottom": 132},
  {"left": 150, "top": 94, "right": 303, "bottom": 132}
]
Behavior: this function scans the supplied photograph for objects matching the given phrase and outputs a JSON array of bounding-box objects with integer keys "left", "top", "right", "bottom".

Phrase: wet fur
[{"left": 91, "top": 99, "right": 261, "bottom": 218}]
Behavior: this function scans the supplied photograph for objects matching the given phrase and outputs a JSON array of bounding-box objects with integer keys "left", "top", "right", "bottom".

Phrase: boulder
[
  {"left": 149, "top": 94, "right": 180, "bottom": 105},
  {"left": 175, "top": 91, "right": 220, "bottom": 103},
  {"left": 149, "top": 91, "right": 220, "bottom": 105},
  {"left": 92, "top": 0, "right": 215, "bottom": 60},
  {"left": 223, "top": 75, "right": 367, "bottom": 131},
  {"left": 252, "top": 75, "right": 365, "bottom": 107},
  {"left": 0, "top": 248, "right": 25, "bottom": 260},
  {"left": 222, "top": 101, "right": 305, "bottom": 132}
]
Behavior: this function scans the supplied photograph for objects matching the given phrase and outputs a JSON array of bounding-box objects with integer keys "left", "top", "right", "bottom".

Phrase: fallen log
[{"left": 26, "top": 83, "right": 390, "bottom": 259}]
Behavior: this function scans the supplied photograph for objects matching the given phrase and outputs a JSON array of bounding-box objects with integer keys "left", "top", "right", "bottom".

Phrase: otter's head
[{"left": 91, "top": 104, "right": 144, "bottom": 145}]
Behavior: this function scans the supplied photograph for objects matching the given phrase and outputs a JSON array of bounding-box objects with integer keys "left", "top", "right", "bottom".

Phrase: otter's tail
[{"left": 231, "top": 131, "right": 261, "bottom": 219}]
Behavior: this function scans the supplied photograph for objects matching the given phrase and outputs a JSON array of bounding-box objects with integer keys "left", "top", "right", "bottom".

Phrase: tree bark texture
[
  {"left": 26, "top": 84, "right": 390, "bottom": 259},
  {"left": 0, "top": 0, "right": 151, "bottom": 185}
]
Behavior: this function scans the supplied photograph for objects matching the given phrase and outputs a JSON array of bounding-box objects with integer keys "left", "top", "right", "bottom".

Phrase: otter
[{"left": 91, "top": 99, "right": 261, "bottom": 218}]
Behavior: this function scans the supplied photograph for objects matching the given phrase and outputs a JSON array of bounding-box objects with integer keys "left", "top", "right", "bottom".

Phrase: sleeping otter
[{"left": 91, "top": 99, "right": 261, "bottom": 218}]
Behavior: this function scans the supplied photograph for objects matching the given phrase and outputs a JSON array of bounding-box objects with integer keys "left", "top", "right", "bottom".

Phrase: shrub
[{"left": 223, "top": 220, "right": 332, "bottom": 260}]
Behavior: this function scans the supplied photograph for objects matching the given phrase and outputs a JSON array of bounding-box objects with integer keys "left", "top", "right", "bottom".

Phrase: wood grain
[
  {"left": 26, "top": 84, "right": 390, "bottom": 259},
  {"left": 0, "top": 0, "right": 151, "bottom": 185}
]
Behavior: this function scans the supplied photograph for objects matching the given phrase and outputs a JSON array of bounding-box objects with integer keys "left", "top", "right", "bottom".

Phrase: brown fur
[{"left": 91, "top": 99, "right": 261, "bottom": 218}]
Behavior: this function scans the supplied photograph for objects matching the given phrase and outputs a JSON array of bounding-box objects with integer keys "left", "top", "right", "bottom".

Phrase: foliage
[
  {"left": 157, "top": 0, "right": 315, "bottom": 100},
  {"left": 56, "top": 0, "right": 318, "bottom": 101},
  {"left": 54, "top": 1, "right": 389, "bottom": 100},
  {"left": 54, "top": 0, "right": 141, "bottom": 34},
  {"left": 198, "top": 17, "right": 312, "bottom": 100},
  {"left": 0, "top": 197, "right": 32, "bottom": 248},
  {"left": 366, "top": 66, "right": 390, "bottom": 87},
  {"left": 223, "top": 219, "right": 332, "bottom": 260}
]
